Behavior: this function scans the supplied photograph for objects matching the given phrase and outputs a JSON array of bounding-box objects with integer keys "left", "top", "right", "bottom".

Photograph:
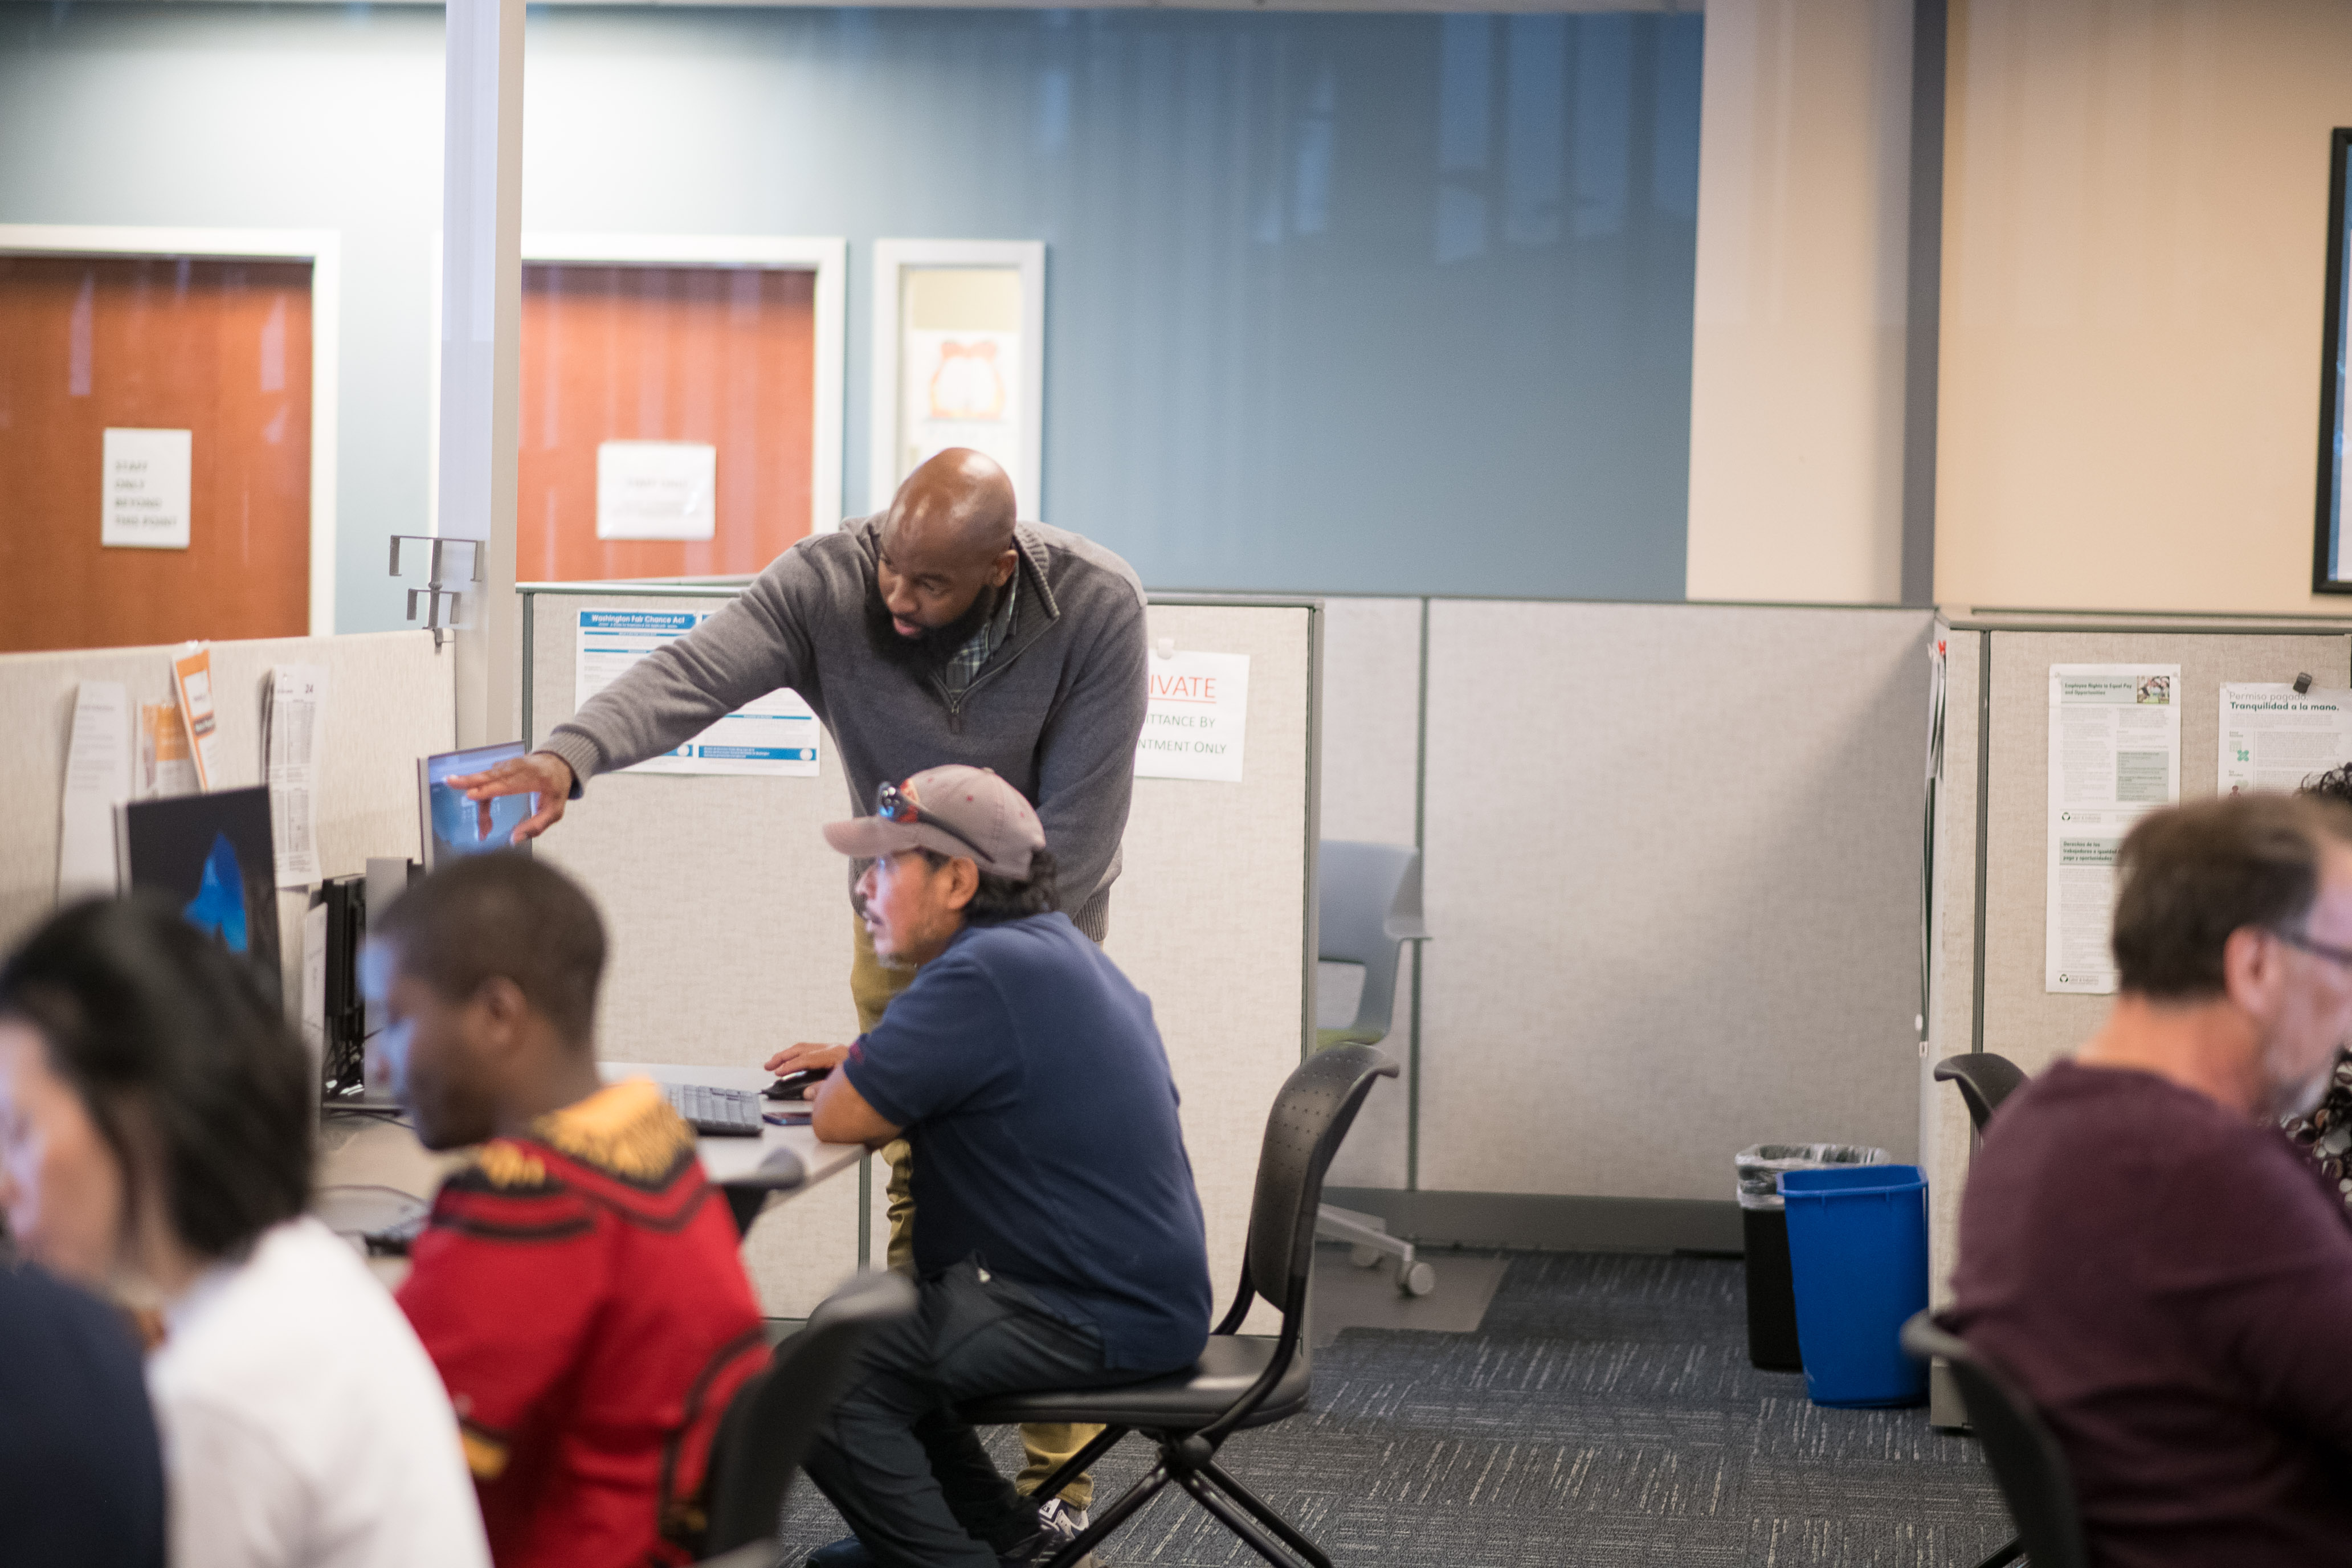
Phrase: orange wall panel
[
  {"left": 518, "top": 264, "right": 818, "bottom": 582},
  {"left": 0, "top": 255, "right": 313, "bottom": 652}
]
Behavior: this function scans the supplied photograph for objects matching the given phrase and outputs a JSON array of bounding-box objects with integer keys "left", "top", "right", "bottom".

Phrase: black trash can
[{"left": 1734, "top": 1144, "right": 1886, "bottom": 1372}]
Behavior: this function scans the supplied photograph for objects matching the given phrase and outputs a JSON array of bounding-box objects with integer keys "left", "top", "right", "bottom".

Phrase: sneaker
[
  {"left": 992, "top": 1497, "right": 1096, "bottom": 1565},
  {"left": 1035, "top": 1497, "right": 1091, "bottom": 1546}
]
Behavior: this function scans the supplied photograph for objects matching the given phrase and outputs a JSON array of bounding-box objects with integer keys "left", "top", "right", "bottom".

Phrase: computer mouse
[{"left": 765, "top": 1067, "right": 831, "bottom": 1100}]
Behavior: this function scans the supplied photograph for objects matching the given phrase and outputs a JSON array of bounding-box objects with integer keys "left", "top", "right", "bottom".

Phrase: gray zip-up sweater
[{"left": 540, "top": 517, "right": 1149, "bottom": 938}]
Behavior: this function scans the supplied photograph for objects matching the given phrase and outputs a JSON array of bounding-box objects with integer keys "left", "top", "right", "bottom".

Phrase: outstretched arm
[{"left": 449, "top": 549, "right": 823, "bottom": 842}]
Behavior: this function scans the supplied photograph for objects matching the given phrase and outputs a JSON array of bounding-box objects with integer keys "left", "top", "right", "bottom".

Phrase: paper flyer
[
  {"left": 171, "top": 645, "right": 223, "bottom": 792},
  {"left": 2047, "top": 664, "right": 2180, "bottom": 994},
  {"left": 2219, "top": 683, "right": 2352, "bottom": 795},
  {"left": 574, "top": 610, "right": 820, "bottom": 777},
  {"left": 597, "top": 441, "right": 717, "bottom": 541},
  {"left": 138, "top": 702, "right": 198, "bottom": 799},
  {"left": 101, "top": 427, "right": 193, "bottom": 550},
  {"left": 263, "top": 664, "right": 328, "bottom": 888},
  {"left": 58, "top": 681, "right": 131, "bottom": 903},
  {"left": 1135, "top": 650, "right": 1251, "bottom": 783}
]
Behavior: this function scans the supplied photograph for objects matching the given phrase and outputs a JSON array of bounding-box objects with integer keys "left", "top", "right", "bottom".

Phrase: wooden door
[
  {"left": 518, "top": 264, "right": 817, "bottom": 582},
  {"left": 0, "top": 255, "right": 313, "bottom": 652}
]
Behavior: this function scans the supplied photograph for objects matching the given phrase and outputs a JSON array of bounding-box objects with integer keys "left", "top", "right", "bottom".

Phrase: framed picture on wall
[
  {"left": 868, "top": 240, "right": 1046, "bottom": 522},
  {"left": 2314, "top": 129, "right": 2352, "bottom": 592}
]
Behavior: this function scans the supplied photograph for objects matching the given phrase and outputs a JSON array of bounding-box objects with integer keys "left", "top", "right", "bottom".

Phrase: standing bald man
[
  {"left": 448, "top": 447, "right": 1145, "bottom": 1531},
  {"left": 466, "top": 448, "right": 1144, "bottom": 941}
]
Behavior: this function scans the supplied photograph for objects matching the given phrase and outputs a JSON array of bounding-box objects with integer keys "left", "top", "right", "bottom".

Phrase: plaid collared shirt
[{"left": 940, "top": 573, "right": 1018, "bottom": 693}]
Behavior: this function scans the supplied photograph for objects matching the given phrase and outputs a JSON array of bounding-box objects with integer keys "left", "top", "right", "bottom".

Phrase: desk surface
[{"left": 317, "top": 1061, "right": 865, "bottom": 1223}]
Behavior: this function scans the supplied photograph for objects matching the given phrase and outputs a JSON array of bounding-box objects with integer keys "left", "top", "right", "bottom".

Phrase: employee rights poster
[
  {"left": 575, "top": 610, "right": 820, "bottom": 777},
  {"left": 2047, "top": 664, "right": 2180, "bottom": 994}
]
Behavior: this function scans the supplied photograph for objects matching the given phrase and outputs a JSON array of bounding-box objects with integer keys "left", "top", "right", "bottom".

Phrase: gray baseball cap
[{"left": 822, "top": 765, "right": 1047, "bottom": 880}]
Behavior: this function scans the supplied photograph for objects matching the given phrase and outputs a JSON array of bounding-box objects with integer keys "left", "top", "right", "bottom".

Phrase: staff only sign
[{"left": 1134, "top": 649, "right": 1250, "bottom": 782}]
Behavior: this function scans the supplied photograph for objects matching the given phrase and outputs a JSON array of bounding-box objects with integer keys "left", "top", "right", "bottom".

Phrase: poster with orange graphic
[
  {"left": 902, "top": 326, "right": 1023, "bottom": 489},
  {"left": 894, "top": 263, "right": 1032, "bottom": 509}
]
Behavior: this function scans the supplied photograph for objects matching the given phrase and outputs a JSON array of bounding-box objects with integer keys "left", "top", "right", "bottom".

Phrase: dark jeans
[{"left": 803, "top": 1260, "right": 1137, "bottom": 1568}]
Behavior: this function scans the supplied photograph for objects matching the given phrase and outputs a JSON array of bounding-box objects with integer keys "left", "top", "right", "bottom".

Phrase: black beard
[{"left": 864, "top": 576, "right": 1003, "bottom": 676}]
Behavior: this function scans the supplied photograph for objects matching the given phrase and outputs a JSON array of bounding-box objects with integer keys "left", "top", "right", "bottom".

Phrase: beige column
[{"left": 1686, "top": 0, "right": 1917, "bottom": 605}]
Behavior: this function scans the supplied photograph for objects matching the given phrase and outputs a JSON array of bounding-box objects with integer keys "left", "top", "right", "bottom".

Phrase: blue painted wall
[{"left": 0, "top": 5, "right": 1700, "bottom": 628}]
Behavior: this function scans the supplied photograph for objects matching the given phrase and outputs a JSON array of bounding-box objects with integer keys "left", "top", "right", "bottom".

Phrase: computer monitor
[
  {"left": 419, "top": 742, "right": 535, "bottom": 869},
  {"left": 116, "top": 785, "right": 283, "bottom": 1003}
]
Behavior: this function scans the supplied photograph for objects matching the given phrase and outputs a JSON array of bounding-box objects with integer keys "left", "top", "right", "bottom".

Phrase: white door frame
[
  {"left": 869, "top": 239, "right": 1047, "bottom": 522},
  {"left": 0, "top": 223, "right": 342, "bottom": 633},
  {"left": 430, "top": 232, "right": 848, "bottom": 544}
]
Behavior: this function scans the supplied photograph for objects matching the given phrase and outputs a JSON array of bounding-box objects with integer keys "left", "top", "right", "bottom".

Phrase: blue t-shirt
[{"left": 843, "top": 912, "right": 1212, "bottom": 1373}]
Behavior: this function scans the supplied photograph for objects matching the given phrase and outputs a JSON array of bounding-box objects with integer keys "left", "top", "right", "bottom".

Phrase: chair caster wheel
[
  {"left": 1399, "top": 1261, "right": 1437, "bottom": 1297},
  {"left": 1349, "top": 1244, "right": 1382, "bottom": 1268}
]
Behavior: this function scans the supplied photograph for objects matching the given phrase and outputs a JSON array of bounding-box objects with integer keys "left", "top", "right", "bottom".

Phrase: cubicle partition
[
  {"left": 522, "top": 583, "right": 1317, "bottom": 1324},
  {"left": 0, "top": 630, "right": 454, "bottom": 985},
  {"left": 28, "top": 595, "right": 2313, "bottom": 1332},
  {"left": 1318, "top": 597, "right": 1939, "bottom": 1252},
  {"left": 1921, "top": 617, "right": 2352, "bottom": 1301}
]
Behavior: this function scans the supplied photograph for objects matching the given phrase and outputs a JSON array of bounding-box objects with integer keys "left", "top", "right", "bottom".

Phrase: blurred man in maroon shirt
[{"left": 1951, "top": 793, "right": 2352, "bottom": 1567}]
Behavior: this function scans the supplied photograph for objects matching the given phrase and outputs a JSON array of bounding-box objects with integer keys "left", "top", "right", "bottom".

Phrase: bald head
[
  {"left": 871, "top": 449, "right": 1022, "bottom": 652},
  {"left": 885, "top": 448, "right": 1017, "bottom": 565}
]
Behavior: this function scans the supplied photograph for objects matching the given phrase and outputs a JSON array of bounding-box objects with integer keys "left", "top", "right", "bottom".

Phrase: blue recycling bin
[{"left": 1778, "top": 1164, "right": 1930, "bottom": 1408}]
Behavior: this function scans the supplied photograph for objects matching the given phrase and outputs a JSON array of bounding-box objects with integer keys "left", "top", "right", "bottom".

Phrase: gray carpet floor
[{"left": 773, "top": 1249, "right": 2015, "bottom": 1567}]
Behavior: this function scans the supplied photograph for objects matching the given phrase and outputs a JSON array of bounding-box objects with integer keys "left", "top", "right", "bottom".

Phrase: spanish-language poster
[
  {"left": 575, "top": 610, "right": 819, "bottom": 777},
  {"left": 2219, "top": 683, "right": 2352, "bottom": 795},
  {"left": 2046, "top": 664, "right": 2180, "bottom": 994}
]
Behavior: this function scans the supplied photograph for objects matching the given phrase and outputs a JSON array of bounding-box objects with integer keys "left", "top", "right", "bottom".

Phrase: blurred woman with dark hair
[{"left": 0, "top": 896, "right": 489, "bottom": 1568}]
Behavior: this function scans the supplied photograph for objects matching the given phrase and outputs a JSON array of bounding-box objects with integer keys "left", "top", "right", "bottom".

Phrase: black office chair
[
  {"left": 697, "top": 1268, "right": 919, "bottom": 1560},
  {"left": 1901, "top": 1312, "right": 2088, "bottom": 1568},
  {"left": 1924, "top": 1054, "right": 2031, "bottom": 1562},
  {"left": 1933, "top": 1053, "right": 2029, "bottom": 1134},
  {"left": 716, "top": 1147, "right": 808, "bottom": 1239},
  {"left": 958, "top": 1043, "right": 1400, "bottom": 1568}
]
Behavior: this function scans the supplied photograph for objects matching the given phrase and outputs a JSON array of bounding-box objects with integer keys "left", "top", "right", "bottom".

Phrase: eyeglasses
[
  {"left": 873, "top": 779, "right": 986, "bottom": 859},
  {"left": 2276, "top": 928, "right": 2352, "bottom": 971}
]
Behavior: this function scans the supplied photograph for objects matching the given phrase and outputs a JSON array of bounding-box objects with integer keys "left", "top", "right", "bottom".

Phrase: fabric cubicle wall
[
  {"left": 1319, "top": 597, "right": 1937, "bottom": 1251},
  {"left": 0, "top": 630, "right": 453, "bottom": 993},
  {"left": 523, "top": 584, "right": 1317, "bottom": 1325},
  {"left": 1922, "top": 618, "right": 2352, "bottom": 1314},
  {"left": 1317, "top": 597, "right": 1425, "bottom": 1194}
]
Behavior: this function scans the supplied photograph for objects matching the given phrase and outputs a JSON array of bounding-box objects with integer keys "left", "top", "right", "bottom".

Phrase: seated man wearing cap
[{"left": 801, "top": 765, "right": 1211, "bottom": 1568}]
